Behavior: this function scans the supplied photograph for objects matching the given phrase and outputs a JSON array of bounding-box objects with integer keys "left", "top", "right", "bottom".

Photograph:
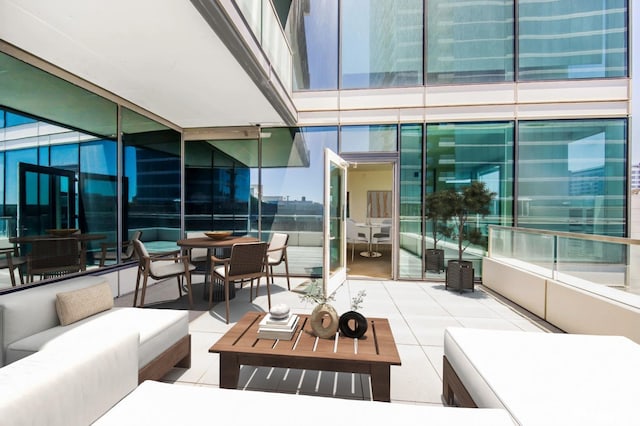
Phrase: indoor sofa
[
  {"left": 0, "top": 325, "right": 514, "bottom": 426},
  {"left": 443, "top": 327, "right": 640, "bottom": 425},
  {"left": 0, "top": 275, "right": 190, "bottom": 381}
]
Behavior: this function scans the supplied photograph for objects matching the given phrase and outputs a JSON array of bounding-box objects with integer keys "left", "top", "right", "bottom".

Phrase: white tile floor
[{"left": 157, "top": 276, "right": 555, "bottom": 406}]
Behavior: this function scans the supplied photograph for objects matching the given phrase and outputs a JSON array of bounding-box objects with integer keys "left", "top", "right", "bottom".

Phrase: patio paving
[{"left": 115, "top": 275, "right": 557, "bottom": 406}]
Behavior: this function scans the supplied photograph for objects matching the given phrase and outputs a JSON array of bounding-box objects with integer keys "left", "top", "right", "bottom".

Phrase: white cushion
[
  {"left": 0, "top": 276, "right": 108, "bottom": 365},
  {"left": 444, "top": 327, "right": 640, "bottom": 425},
  {"left": 55, "top": 281, "right": 113, "bottom": 326},
  {"left": 6, "top": 307, "right": 188, "bottom": 368},
  {"left": 150, "top": 260, "right": 195, "bottom": 278},
  {"left": 95, "top": 381, "right": 514, "bottom": 425},
  {"left": 0, "top": 328, "right": 138, "bottom": 426}
]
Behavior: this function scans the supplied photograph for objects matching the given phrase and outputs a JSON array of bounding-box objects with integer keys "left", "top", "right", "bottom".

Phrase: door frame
[{"left": 341, "top": 154, "right": 398, "bottom": 280}]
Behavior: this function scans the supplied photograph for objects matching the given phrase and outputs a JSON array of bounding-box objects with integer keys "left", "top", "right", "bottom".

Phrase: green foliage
[
  {"left": 425, "top": 190, "right": 453, "bottom": 250},
  {"left": 439, "top": 181, "right": 496, "bottom": 261}
]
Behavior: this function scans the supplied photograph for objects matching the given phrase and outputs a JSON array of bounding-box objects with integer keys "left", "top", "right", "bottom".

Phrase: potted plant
[
  {"left": 441, "top": 181, "right": 495, "bottom": 293},
  {"left": 424, "top": 190, "right": 452, "bottom": 273}
]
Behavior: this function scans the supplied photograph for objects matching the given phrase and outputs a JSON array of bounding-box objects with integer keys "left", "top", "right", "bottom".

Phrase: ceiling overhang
[{"left": 0, "top": 0, "right": 296, "bottom": 129}]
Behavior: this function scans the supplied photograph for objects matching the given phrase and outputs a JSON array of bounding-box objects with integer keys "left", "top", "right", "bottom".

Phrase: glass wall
[
  {"left": 340, "top": 125, "right": 397, "bottom": 153},
  {"left": 122, "top": 108, "right": 181, "bottom": 254},
  {"left": 184, "top": 138, "right": 258, "bottom": 236},
  {"left": 286, "top": 0, "right": 338, "bottom": 90},
  {"left": 340, "top": 0, "right": 423, "bottom": 89},
  {"left": 261, "top": 127, "right": 338, "bottom": 276},
  {"left": 398, "top": 124, "right": 423, "bottom": 279},
  {"left": 287, "top": 0, "right": 628, "bottom": 89},
  {"left": 426, "top": 122, "right": 514, "bottom": 276},
  {"left": 517, "top": 119, "right": 627, "bottom": 236},
  {"left": 518, "top": 0, "right": 627, "bottom": 80},
  {"left": 427, "top": 0, "right": 514, "bottom": 84}
]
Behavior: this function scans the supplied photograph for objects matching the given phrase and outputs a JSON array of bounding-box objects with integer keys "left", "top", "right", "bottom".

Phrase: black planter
[
  {"left": 339, "top": 311, "right": 368, "bottom": 338},
  {"left": 445, "top": 260, "right": 474, "bottom": 293},
  {"left": 425, "top": 249, "right": 444, "bottom": 273}
]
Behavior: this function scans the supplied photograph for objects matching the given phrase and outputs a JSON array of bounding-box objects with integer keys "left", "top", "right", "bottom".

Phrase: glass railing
[
  {"left": 488, "top": 225, "right": 640, "bottom": 293},
  {"left": 234, "top": 0, "right": 293, "bottom": 92}
]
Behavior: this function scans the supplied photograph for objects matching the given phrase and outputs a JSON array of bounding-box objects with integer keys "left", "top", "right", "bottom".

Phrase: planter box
[
  {"left": 425, "top": 249, "right": 445, "bottom": 273},
  {"left": 446, "top": 260, "right": 474, "bottom": 293}
]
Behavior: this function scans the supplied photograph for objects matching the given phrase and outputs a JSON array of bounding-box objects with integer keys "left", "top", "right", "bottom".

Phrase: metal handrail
[{"left": 488, "top": 225, "right": 640, "bottom": 246}]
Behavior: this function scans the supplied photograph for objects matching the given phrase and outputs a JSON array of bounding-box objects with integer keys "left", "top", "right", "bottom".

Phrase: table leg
[
  {"left": 370, "top": 364, "right": 391, "bottom": 402},
  {"left": 219, "top": 353, "right": 240, "bottom": 389}
]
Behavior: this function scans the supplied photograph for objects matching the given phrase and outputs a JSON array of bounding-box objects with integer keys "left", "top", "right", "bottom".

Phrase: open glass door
[{"left": 323, "top": 148, "right": 348, "bottom": 297}]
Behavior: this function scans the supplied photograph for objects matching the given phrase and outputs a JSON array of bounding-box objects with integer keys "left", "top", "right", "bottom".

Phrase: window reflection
[
  {"left": 517, "top": 119, "right": 626, "bottom": 235},
  {"left": 261, "top": 127, "right": 338, "bottom": 276},
  {"left": 341, "top": 0, "right": 423, "bottom": 89},
  {"left": 122, "top": 108, "right": 182, "bottom": 255}
]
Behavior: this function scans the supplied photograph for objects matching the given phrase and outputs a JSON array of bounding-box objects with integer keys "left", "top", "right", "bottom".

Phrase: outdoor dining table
[
  {"left": 176, "top": 235, "right": 259, "bottom": 302},
  {"left": 10, "top": 232, "right": 106, "bottom": 271}
]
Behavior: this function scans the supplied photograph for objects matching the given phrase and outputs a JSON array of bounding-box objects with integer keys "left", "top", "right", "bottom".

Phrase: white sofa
[
  {"left": 0, "top": 324, "right": 514, "bottom": 426},
  {"left": 443, "top": 327, "right": 640, "bottom": 425},
  {"left": 0, "top": 275, "right": 190, "bottom": 381}
]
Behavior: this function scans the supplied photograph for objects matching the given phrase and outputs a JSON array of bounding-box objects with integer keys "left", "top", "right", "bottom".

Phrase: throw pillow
[{"left": 55, "top": 281, "right": 114, "bottom": 326}]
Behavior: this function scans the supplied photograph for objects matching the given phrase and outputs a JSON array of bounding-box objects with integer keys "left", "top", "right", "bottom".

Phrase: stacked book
[{"left": 258, "top": 309, "right": 299, "bottom": 340}]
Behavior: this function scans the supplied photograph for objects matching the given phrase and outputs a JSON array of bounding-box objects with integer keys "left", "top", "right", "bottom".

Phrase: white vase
[{"left": 310, "top": 303, "right": 339, "bottom": 339}]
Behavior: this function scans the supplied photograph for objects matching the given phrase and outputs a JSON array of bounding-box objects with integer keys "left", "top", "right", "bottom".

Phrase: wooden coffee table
[{"left": 209, "top": 311, "right": 401, "bottom": 402}]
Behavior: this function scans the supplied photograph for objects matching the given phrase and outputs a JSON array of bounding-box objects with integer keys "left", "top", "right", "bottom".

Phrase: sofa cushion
[
  {"left": 0, "top": 327, "right": 138, "bottom": 426},
  {"left": 6, "top": 307, "right": 188, "bottom": 368},
  {"left": 95, "top": 381, "right": 515, "bottom": 425},
  {"left": 444, "top": 327, "right": 640, "bottom": 425},
  {"left": 55, "top": 281, "right": 113, "bottom": 326},
  {"left": 0, "top": 275, "right": 108, "bottom": 366}
]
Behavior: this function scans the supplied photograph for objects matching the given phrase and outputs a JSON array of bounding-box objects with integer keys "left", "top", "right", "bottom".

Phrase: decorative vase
[
  {"left": 339, "top": 311, "right": 368, "bottom": 339},
  {"left": 310, "top": 303, "right": 339, "bottom": 339}
]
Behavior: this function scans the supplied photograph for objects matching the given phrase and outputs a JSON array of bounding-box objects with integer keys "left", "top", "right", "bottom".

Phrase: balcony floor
[{"left": 114, "top": 275, "right": 558, "bottom": 406}]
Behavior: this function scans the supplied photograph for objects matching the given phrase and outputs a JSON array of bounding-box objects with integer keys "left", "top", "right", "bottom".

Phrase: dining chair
[
  {"left": 266, "top": 232, "right": 290, "bottom": 290},
  {"left": 99, "top": 230, "right": 142, "bottom": 267},
  {"left": 132, "top": 239, "right": 195, "bottom": 308},
  {"left": 346, "top": 218, "right": 369, "bottom": 261},
  {"left": 373, "top": 219, "right": 392, "bottom": 251},
  {"left": 184, "top": 231, "right": 209, "bottom": 275},
  {"left": 26, "top": 237, "right": 82, "bottom": 282},
  {"left": 0, "top": 244, "right": 26, "bottom": 287},
  {"left": 209, "top": 242, "right": 268, "bottom": 324}
]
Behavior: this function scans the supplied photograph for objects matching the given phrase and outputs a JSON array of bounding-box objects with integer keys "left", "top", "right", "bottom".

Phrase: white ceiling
[{"left": 0, "top": 0, "right": 289, "bottom": 129}]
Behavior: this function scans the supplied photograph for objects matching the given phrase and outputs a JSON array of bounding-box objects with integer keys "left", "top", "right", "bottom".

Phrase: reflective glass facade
[
  {"left": 287, "top": 0, "right": 628, "bottom": 89},
  {"left": 517, "top": 119, "right": 627, "bottom": 235},
  {"left": 518, "top": 0, "right": 627, "bottom": 80},
  {"left": 340, "top": 0, "right": 424, "bottom": 89}
]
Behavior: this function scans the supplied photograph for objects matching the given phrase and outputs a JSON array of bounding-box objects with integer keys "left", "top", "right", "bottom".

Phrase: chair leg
[
  {"left": 225, "top": 278, "right": 231, "bottom": 324},
  {"left": 283, "top": 257, "right": 290, "bottom": 290},
  {"left": 139, "top": 273, "right": 149, "bottom": 307},
  {"left": 265, "top": 275, "right": 271, "bottom": 310},
  {"left": 185, "top": 272, "right": 193, "bottom": 306},
  {"left": 133, "top": 268, "right": 142, "bottom": 307},
  {"left": 176, "top": 276, "right": 182, "bottom": 298},
  {"left": 8, "top": 267, "right": 16, "bottom": 287},
  {"left": 208, "top": 276, "right": 215, "bottom": 309}
]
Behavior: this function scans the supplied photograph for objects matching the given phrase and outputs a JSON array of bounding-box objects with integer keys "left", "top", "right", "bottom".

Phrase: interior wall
[{"left": 347, "top": 166, "right": 393, "bottom": 223}]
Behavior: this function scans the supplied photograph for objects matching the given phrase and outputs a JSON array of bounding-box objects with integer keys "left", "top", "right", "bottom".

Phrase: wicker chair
[
  {"left": 266, "top": 233, "right": 290, "bottom": 290},
  {"left": 132, "top": 239, "right": 195, "bottom": 308},
  {"left": 26, "top": 238, "right": 82, "bottom": 282},
  {"left": 209, "top": 242, "right": 268, "bottom": 324}
]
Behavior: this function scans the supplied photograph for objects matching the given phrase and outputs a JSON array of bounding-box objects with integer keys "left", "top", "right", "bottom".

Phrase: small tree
[
  {"left": 425, "top": 190, "right": 452, "bottom": 250},
  {"left": 441, "top": 181, "right": 495, "bottom": 262}
]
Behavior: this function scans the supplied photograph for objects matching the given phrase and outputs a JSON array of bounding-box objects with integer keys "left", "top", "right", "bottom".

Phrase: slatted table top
[{"left": 209, "top": 311, "right": 401, "bottom": 366}]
